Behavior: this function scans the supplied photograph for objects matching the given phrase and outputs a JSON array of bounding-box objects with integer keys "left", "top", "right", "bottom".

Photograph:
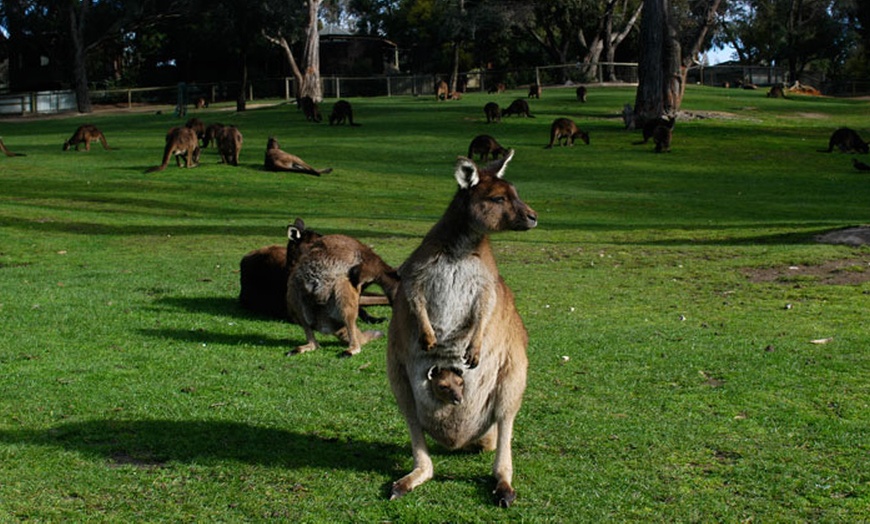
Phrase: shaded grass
[{"left": 1, "top": 85, "right": 868, "bottom": 521}]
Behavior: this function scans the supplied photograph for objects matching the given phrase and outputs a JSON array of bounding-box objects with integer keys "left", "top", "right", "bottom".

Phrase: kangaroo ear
[
  {"left": 427, "top": 366, "right": 438, "bottom": 381},
  {"left": 288, "top": 218, "right": 304, "bottom": 241},
  {"left": 488, "top": 148, "right": 514, "bottom": 179},
  {"left": 454, "top": 157, "right": 480, "bottom": 189}
]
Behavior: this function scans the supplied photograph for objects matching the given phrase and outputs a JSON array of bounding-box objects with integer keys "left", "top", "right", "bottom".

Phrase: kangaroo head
[{"left": 454, "top": 150, "right": 538, "bottom": 233}]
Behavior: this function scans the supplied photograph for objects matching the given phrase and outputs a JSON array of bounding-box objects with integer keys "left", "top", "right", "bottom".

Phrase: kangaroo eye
[{"left": 490, "top": 196, "right": 506, "bottom": 204}]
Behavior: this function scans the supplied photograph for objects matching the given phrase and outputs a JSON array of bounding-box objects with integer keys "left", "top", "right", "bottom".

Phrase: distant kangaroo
[
  {"left": 0, "top": 137, "right": 25, "bottom": 157},
  {"left": 435, "top": 80, "right": 449, "bottom": 101},
  {"left": 185, "top": 117, "right": 206, "bottom": 143},
  {"left": 502, "top": 99, "right": 534, "bottom": 118},
  {"left": 387, "top": 149, "right": 537, "bottom": 507},
  {"left": 145, "top": 126, "right": 200, "bottom": 173},
  {"left": 217, "top": 125, "right": 243, "bottom": 166},
  {"left": 819, "top": 127, "right": 869, "bottom": 154},
  {"left": 63, "top": 124, "right": 110, "bottom": 151},
  {"left": 467, "top": 134, "right": 509, "bottom": 162},
  {"left": 484, "top": 102, "right": 501, "bottom": 124},
  {"left": 576, "top": 86, "right": 588, "bottom": 102},
  {"left": 487, "top": 83, "right": 506, "bottom": 94},
  {"left": 634, "top": 116, "right": 675, "bottom": 145},
  {"left": 545, "top": 118, "right": 589, "bottom": 148},
  {"left": 263, "top": 137, "right": 333, "bottom": 176},
  {"left": 203, "top": 123, "right": 224, "bottom": 148},
  {"left": 653, "top": 124, "right": 672, "bottom": 153},
  {"left": 329, "top": 100, "right": 361, "bottom": 126},
  {"left": 528, "top": 84, "right": 541, "bottom": 99},
  {"left": 285, "top": 219, "right": 399, "bottom": 356},
  {"left": 298, "top": 96, "right": 322, "bottom": 122}
]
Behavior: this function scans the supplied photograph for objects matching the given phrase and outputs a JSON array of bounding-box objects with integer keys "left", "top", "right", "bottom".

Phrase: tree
[{"left": 262, "top": 0, "right": 325, "bottom": 102}]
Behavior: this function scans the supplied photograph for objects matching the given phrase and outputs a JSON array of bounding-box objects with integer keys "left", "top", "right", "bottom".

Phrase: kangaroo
[
  {"left": 195, "top": 97, "right": 209, "bottom": 109},
  {"left": 427, "top": 366, "right": 465, "bottom": 405},
  {"left": 203, "top": 123, "right": 224, "bottom": 148},
  {"left": 185, "top": 117, "right": 206, "bottom": 143},
  {"left": 502, "top": 99, "right": 534, "bottom": 118},
  {"left": 435, "top": 80, "right": 449, "bottom": 101},
  {"left": 298, "top": 96, "right": 322, "bottom": 122},
  {"left": 634, "top": 116, "right": 675, "bottom": 145},
  {"left": 329, "top": 100, "right": 361, "bottom": 126},
  {"left": 264, "top": 137, "right": 333, "bottom": 176},
  {"left": 528, "top": 83, "right": 541, "bottom": 99},
  {"left": 467, "top": 134, "right": 509, "bottom": 162},
  {"left": 217, "top": 125, "right": 243, "bottom": 166},
  {"left": 484, "top": 102, "right": 501, "bottom": 124},
  {"left": 653, "top": 124, "right": 673, "bottom": 153},
  {"left": 145, "top": 126, "right": 200, "bottom": 173},
  {"left": 545, "top": 118, "right": 589, "bottom": 148},
  {"left": 487, "top": 83, "right": 506, "bottom": 94},
  {"left": 576, "top": 85, "right": 588, "bottom": 102},
  {"left": 819, "top": 127, "right": 869, "bottom": 154},
  {"left": 767, "top": 84, "right": 786, "bottom": 98},
  {"left": 285, "top": 219, "right": 399, "bottom": 357},
  {"left": 63, "top": 124, "right": 110, "bottom": 151},
  {"left": 0, "top": 138, "right": 25, "bottom": 157},
  {"left": 387, "top": 149, "right": 537, "bottom": 507},
  {"left": 239, "top": 218, "right": 390, "bottom": 321}
]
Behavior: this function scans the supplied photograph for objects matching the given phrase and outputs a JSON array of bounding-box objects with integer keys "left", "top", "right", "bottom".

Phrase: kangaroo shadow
[{"left": 0, "top": 419, "right": 404, "bottom": 476}]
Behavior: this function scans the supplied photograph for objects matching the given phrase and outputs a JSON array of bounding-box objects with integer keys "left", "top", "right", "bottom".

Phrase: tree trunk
[
  {"left": 69, "top": 1, "right": 93, "bottom": 114},
  {"left": 633, "top": 0, "right": 681, "bottom": 127},
  {"left": 300, "top": 0, "right": 323, "bottom": 102},
  {"left": 236, "top": 51, "right": 248, "bottom": 112}
]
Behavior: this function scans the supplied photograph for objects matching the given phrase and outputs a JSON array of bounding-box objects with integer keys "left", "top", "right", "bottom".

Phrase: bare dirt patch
[{"left": 744, "top": 256, "right": 870, "bottom": 286}]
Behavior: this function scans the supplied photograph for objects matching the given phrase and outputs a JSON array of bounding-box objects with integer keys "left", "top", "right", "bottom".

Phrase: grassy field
[{"left": 1, "top": 85, "right": 868, "bottom": 522}]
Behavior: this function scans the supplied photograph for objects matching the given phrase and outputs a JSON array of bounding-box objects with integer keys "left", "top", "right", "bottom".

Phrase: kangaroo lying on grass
[
  {"left": 146, "top": 126, "right": 200, "bottom": 172},
  {"left": 545, "top": 118, "right": 589, "bottom": 148},
  {"left": 263, "top": 137, "right": 333, "bottom": 176},
  {"left": 63, "top": 124, "right": 110, "bottom": 151},
  {"left": 285, "top": 218, "right": 399, "bottom": 356},
  {"left": 387, "top": 150, "right": 537, "bottom": 507}
]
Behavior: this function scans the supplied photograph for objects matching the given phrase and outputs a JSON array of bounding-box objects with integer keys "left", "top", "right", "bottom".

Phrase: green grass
[{"left": 1, "top": 85, "right": 868, "bottom": 522}]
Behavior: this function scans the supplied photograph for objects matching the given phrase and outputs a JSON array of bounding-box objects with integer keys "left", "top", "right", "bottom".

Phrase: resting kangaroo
[
  {"left": 484, "top": 102, "right": 501, "bottom": 124},
  {"left": 285, "top": 219, "right": 399, "bottom": 356},
  {"left": 145, "top": 126, "right": 200, "bottom": 173},
  {"left": 217, "top": 125, "right": 243, "bottom": 166},
  {"left": 329, "top": 100, "right": 361, "bottom": 126},
  {"left": 818, "top": 127, "right": 869, "bottom": 154},
  {"left": 63, "top": 124, "right": 110, "bottom": 151},
  {"left": 545, "top": 118, "right": 589, "bottom": 148},
  {"left": 502, "top": 99, "right": 534, "bottom": 118},
  {"left": 387, "top": 149, "right": 537, "bottom": 507},
  {"left": 263, "top": 137, "right": 333, "bottom": 176},
  {"left": 467, "top": 134, "right": 509, "bottom": 162}
]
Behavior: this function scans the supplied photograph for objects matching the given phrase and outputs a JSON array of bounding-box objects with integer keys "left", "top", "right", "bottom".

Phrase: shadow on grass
[{"left": 0, "top": 419, "right": 403, "bottom": 476}]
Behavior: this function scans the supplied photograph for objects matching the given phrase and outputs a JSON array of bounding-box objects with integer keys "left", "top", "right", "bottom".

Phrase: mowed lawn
[{"left": 0, "top": 85, "right": 868, "bottom": 522}]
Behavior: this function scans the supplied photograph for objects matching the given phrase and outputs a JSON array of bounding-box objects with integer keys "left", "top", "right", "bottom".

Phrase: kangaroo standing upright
[
  {"left": 387, "top": 150, "right": 537, "bottom": 507},
  {"left": 217, "top": 125, "right": 243, "bottom": 166}
]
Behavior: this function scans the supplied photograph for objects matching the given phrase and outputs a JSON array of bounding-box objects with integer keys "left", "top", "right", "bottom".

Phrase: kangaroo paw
[{"left": 494, "top": 481, "right": 516, "bottom": 508}]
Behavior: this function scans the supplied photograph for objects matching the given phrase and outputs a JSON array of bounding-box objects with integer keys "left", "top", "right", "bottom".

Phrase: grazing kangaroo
[
  {"left": 145, "top": 126, "right": 200, "bottom": 173},
  {"left": 467, "top": 134, "right": 509, "bottom": 162},
  {"left": 436, "top": 80, "right": 449, "bottom": 101},
  {"left": 819, "top": 127, "right": 869, "bottom": 154},
  {"left": 285, "top": 219, "right": 399, "bottom": 356},
  {"left": 428, "top": 366, "right": 465, "bottom": 405},
  {"left": 263, "top": 137, "right": 333, "bottom": 176},
  {"left": 634, "top": 116, "right": 675, "bottom": 145},
  {"left": 487, "top": 83, "right": 506, "bottom": 94},
  {"left": 0, "top": 137, "right": 25, "bottom": 157},
  {"left": 502, "top": 99, "right": 534, "bottom": 118},
  {"left": 484, "top": 102, "right": 501, "bottom": 124},
  {"left": 576, "top": 85, "right": 588, "bottom": 102},
  {"left": 329, "top": 100, "right": 361, "bottom": 126},
  {"left": 298, "top": 96, "right": 322, "bottom": 122},
  {"left": 203, "top": 123, "right": 224, "bottom": 148},
  {"left": 217, "top": 125, "right": 243, "bottom": 166},
  {"left": 545, "top": 118, "right": 589, "bottom": 148},
  {"left": 387, "top": 149, "right": 537, "bottom": 507},
  {"left": 528, "top": 83, "right": 541, "bottom": 98},
  {"left": 63, "top": 124, "right": 110, "bottom": 151}
]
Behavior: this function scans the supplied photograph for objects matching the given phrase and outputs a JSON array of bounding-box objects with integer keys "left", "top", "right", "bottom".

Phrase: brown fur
[
  {"left": 528, "top": 84, "right": 541, "bottom": 98},
  {"left": 545, "top": 118, "right": 589, "bottom": 148},
  {"left": 634, "top": 116, "right": 675, "bottom": 145},
  {"left": 767, "top": 85, "right": 786, "bottom": 98},
  {"left": 298, "top": 96, "right": 322, "bottom": 122},
  {"left": 195, "top": 97, "right": 209, "bottom": 109},
  {"left": 484, "top": 102, "right": 501, "bottom": 124},
  {"left": 387, "top": 150, "right": 537, "bottom": 507},
  {"left": 217, "top": 125, "right": 243, "bottom": 166},
  {"left": 576, "top": 85, "right": 588, "bottom": 102},
  {"left": 487, "top": 83, "right": 506, "bottom": 94},
  {"left": 653, "top": 125, "right": 672, "bottom": 153},
  {"left": 146, "top": 126, "right": 200, "bottom": 173},
  {"left": 502, "top": 99, "right": 534, "bottom": 118},
  {"left": 435, "top": 80, "right": 449, "bottom": 101},
  {"left": 263, "top": 137, "right": 333, "bottom": 176},
  {"left": 467, "top": 134, "right": 508, "bottom": 162},
  {"left": 185, "top": 118, "right": 206, "bottom": 142},
  {"left": 0, "top": 137, "right": 24, "bottom": 157},
  {"left": 428, "top": 366, "right": 465, "bottom": 405},
  {"left": 329, "top": 100, "right": 361, "bottom": 126},
  {"left": 203, "top": 123, "right": 224, "bottom": 148},
  {"left": 63, "top": 124, "right": 110, "bottom": 151},
  {"left": 819, "top": 127, "right": 869, "bottom": 154},
  {"left": 285, "top": 219, "right": 399, "bottom": 357}
]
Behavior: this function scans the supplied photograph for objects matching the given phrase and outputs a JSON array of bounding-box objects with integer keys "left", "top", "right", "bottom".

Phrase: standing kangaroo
[
  {"left": 484, "top": 102, "right": 501, "bottom": 124},
  {"left": 217, "top": 125, "right": 243, "bottom": 166},
  {"left": 329, "top": 100, "right": 361, "bottom": 126},
  {"left": 286, "top": 220, "right": 399, "bottom": 357},
  {"left": 63, "top": 124, "right": 110, "bottom": 151},
  {"left": 387, "top": 150, "right": 537, "bottom": 507},
  {"left": 145, "top": 126, "right": 200, "bottom": 173},
  {"left": 467, "top": 134, "right": 509, "bottom": 162},
  {"left": 545, "top": 118, "right": 589, "bottom": 148}
]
